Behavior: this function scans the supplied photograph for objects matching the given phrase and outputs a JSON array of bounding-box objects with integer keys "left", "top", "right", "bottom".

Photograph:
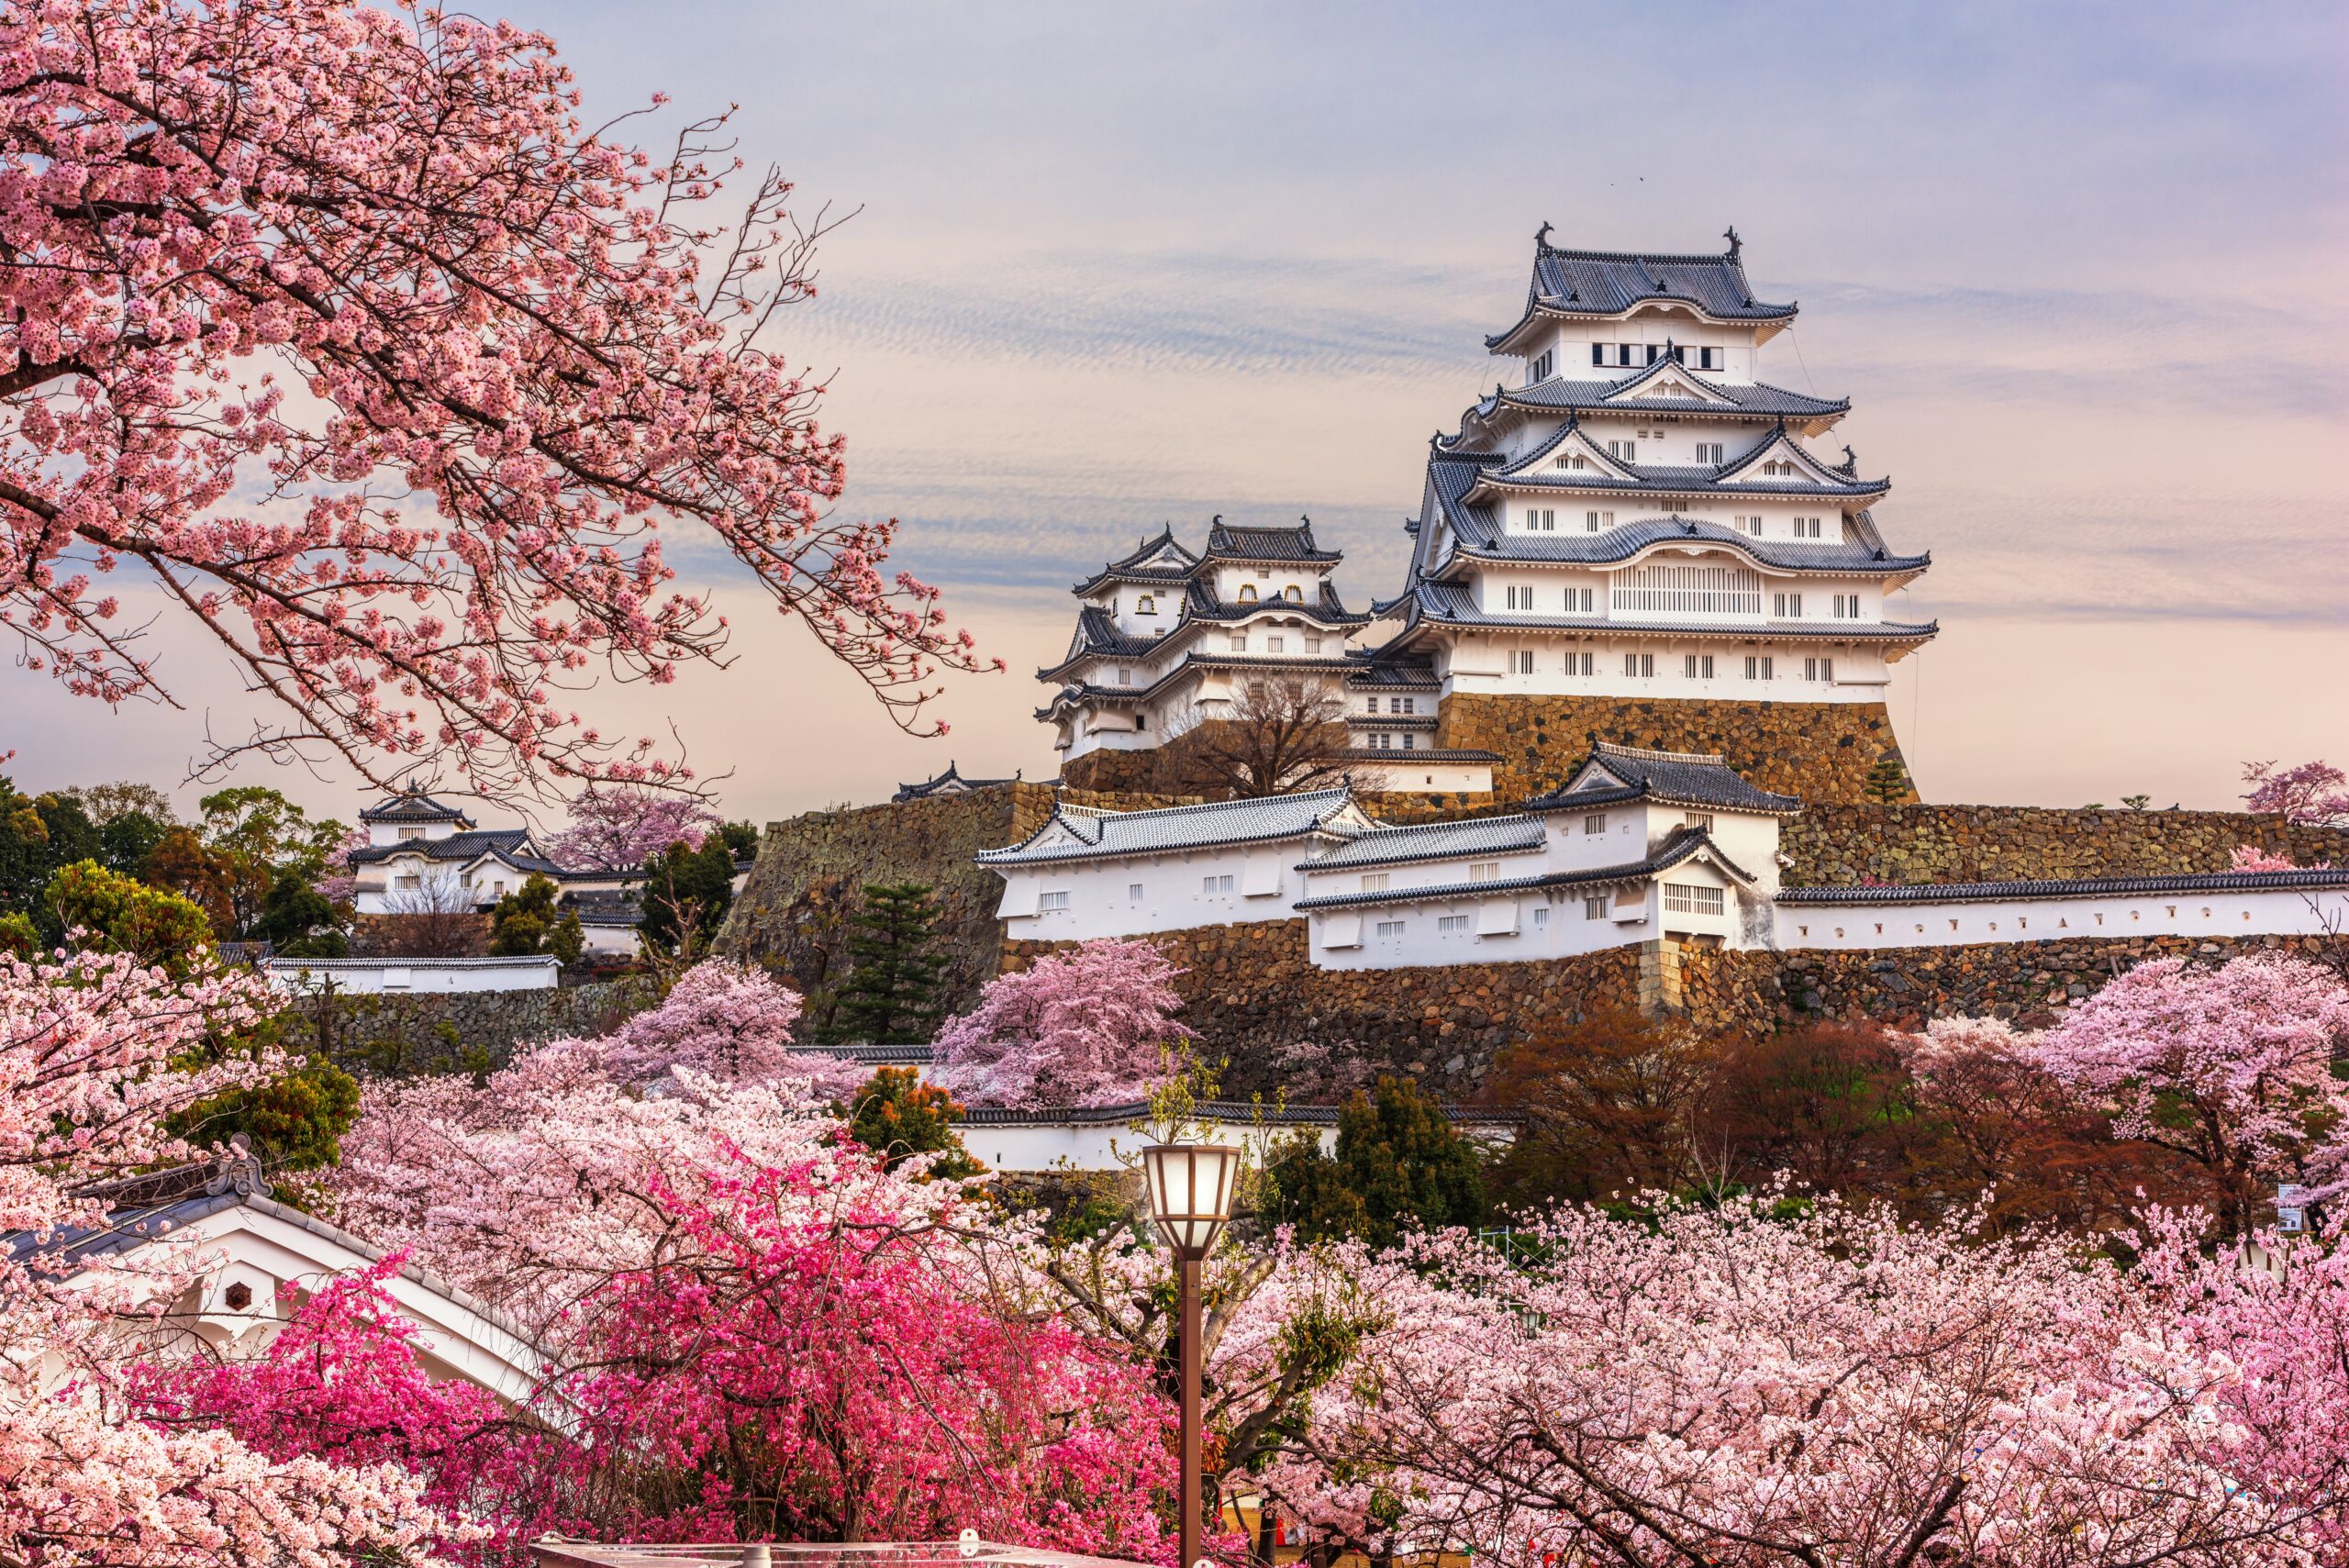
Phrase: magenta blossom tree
[
  {"left": 543, "top": 958, "right": 864, "bottom": 1098},
  {"left": 0, "top": 0, "right": 993, "bottom": 804},
  {"left": 2243, "top": 761, "right": 2349, "bottom": 828},
  {"left": 930, "top": 938, "right": 1197, "bottom": 1107},
  {"left": 2033, "top": 953, "right": 2349, "bottom": 1234},
  {"left": 545, "top": 784, "right": 722, "bottom": 870}
]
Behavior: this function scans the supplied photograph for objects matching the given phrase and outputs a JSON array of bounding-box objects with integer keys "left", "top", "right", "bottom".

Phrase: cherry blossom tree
[
  {"left": 545, "top": 784, "right": 721, "bottom": 870},
  {"left": 0, "top": 948, "right": 457, "bottom": 1564},
  {"left": 540, "top": 957, "right": 863, "bottom": 1096},
  {"left": 2033, "top": 953, "right": 2349, "bottom": 1236},
  {"left": 0, "top": 0, "right": 993, "bottom": 806},
  {"left": 1240, "top": 1195, "right": 2332, "bottom": 1566},
  {"left": 2243, "top": 760, "right": 2349, "bottom": 827},
  {"left": 2232, "top": 843, "right": 2332, "bottom": 873},
  {"left": 930, "top": 938, "right": 1196, "bottom": 1107}
]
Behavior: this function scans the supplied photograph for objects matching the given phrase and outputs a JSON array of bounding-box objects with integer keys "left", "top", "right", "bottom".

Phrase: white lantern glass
[{"left": 1142, "top": 1142, "right": 1241, "bottom": 1261}]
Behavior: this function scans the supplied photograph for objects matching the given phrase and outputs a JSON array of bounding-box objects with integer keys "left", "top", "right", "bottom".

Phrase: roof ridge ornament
[
  {"left": 1723, "top": 224, "right": 1742, "bottom": 262},
  {"left": 1535, "top": 219, "right": 1553, "bottom": 250}
]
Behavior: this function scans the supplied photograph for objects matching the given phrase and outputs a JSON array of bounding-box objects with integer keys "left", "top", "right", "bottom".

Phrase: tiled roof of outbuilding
[
  {"left": 1293, "top": 825, "right": 1757, "bottom": 910},
  {"left": 357, "top": 792, "right": 470, "bottom": 825},
  {"left": 976, "top": 788, "right": 1364, "bottom": 867},
  {"left": 1529, "top": 742, "right": 1803, "bottom": 817},
  {"left": 1299, "top": 813, "right": 1546, "bottom": 873}
]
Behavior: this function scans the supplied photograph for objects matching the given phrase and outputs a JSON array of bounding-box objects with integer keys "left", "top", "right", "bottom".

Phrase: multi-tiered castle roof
[{"left": 1365, "top": 228, "right": 1937, "bottom": 690}]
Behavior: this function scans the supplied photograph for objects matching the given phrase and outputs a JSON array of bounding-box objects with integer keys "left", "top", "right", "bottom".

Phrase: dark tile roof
[
  {"left": 1071, "top": 525, "right": 1201, "bottom": 594},
  {"left": 1343, "top": 658, "right": 1442, "bottom": 690},
  {"left": 1204, "top": 517, "right": 1341, "bottom": 563},
  {"left": 1343, "top": 746, "right": 1500, "bottom": 763},
  {"left": 1529, "top": 743, "right": 1803, "bottom": 816},
  {"left": 1294, "top": 825, "right": 1755, "bottom": 910},
  {"left": 1500, "top": 367, "right": 1846, "bottom": 421},
  {"left": 1299, "top": 814, "right": 1547, "bottom": 873},
  {"left": 1778, "top": 867, "right": 2349, "bottom": 906},
  {"left": 1034, "top": 651, "right": 1365, "bottom": 718},
  {"left": 1437, "top": 512, "right": 1928, "bottom": 576},
  {"left": 893, "top": 761, "right": 1020, "bottom": 802},
  {"left": 1182, "top": 577, "right": 1368, "bottom": 626},
  {"left": 1488, "top": 233, "right": 1796, "bottom": 350},
  {"left": 346, "top": 827, "right": 532, "bottom": 866},
  {"left": 357, "top": 792, "right": 470, "bottom": 824},
  {"left": 977, "top": 788, "right": 1364, "bottom": 866}
]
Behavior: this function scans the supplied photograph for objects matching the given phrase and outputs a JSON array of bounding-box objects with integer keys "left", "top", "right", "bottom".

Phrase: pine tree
[
  {"left": 489, "top": 873, "right": 561, "bottom": 955},
  {"left": 1266, "top": 1074, "right": 1488, "bottom": 1248},
  {"left": 818, "top": 883, "right": 950, "bottom": 1044},
  {"left": 1864, "top": 757, "right": 1910, "bottom": 805}
]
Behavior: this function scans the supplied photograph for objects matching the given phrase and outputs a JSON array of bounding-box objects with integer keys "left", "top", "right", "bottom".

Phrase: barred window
[
  {"left": 1615, "top": 562, "right": 1763, "bottom": 616},
  {"left": 1664, "top": 883, "right": 1724, "bottom": 916}
]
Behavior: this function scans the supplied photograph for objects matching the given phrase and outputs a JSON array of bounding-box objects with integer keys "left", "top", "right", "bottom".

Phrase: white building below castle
[{"left": 979, "top": 745, "right": 2349, "bottom": 971}]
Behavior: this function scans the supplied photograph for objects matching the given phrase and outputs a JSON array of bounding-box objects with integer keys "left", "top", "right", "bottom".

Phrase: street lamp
[{"left": 1142, "top": 1141, "right": 1243, "bottom": 1568}]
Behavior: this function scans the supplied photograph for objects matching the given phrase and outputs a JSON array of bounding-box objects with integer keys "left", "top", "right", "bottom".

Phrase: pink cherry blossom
[
  {"left": 2243, "top": 760, "right": 2349, "bottom": 827},
  {"left": 931, "top": 938, "right": 1196, "bottom": 1107},
  {"left": 0, "top": 0, "right": 993, "bottom": 806},
  {"left": 545, "top": 784, "right": 723, "bottom": 870}
]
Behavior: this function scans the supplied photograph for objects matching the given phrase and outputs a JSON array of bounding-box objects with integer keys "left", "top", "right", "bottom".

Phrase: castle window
[
  {"left": 1584, "top": 895, "right": 1608, "bottom": 918},
  {"left": 1285, "top": 584, "right": 1303, "bottom": 603},
  {"left": 1664, "top": 883, "right": 1724, "bottom": 916},
  {"left": 1525, "top": 507, "right": 1557, "bottom": 529},
  {"left": 1774, "top": 592, "right": 1804, "bottom": 617},
  {"left": 1202, "top": 874, "right": 1234, "bottom": 895},
  {"left": 1365, "top": 695, "right": 1380, "bottom": 714},
  {"left": 1586, "top": 510, "right": 1613, "bottom": 531},
  {"left": 1745, "top": 655, "right": 1774, "bottom": 680},
  {"left": 1402, "top": 733, "right": 1417, "bottom": 751},
  {"left": 1698, "top": 347, "right": 1722, "bottom": 370},
  {"left": 397, "top": 825, "right": 426, "bottom": 840},
  {"left": 1737, "top": 515, "right": 1762, "bottom": 535},
  {"left": 1566, "top": 651, "right": 1594, "bottom": 674},
  {"left": 1265, "top": 636, "right": 1286, "bottom": 653},
  {"left": 1696, "top": 443, "right": 1724, "bottom": 464},
  {"left": 1137, "top": 595, "right": 1156, "bottom": 613},
  {"left": 1306, "top": 635, "right": 1322, "bottom": 652},
  {"left": 1129, "top": 883, "right": 1144, "bottom": 901},
  {"left": 1514, "top": 650, "right": 1536, "bottom": 674},
  {"left": 1804, "top": 656, "right": 1836, "bottom": 682},
  {"left": 1136, "top": 714, "right": 1147, "bottom": 730},
  {"left": 1375, "top": 919, "right": 1407, "bottom": 939},
  {"left": 1438, "top": 915, "right": 1471, "bottom": 934},
  {"left": 1117, "top": 666, "right": 1132, "bottom": 685},
  {"left": 1796, "top": 516, "right": 1824, "bottom": 539},
  {"left": 1684, "top": 813, "right": 1715, "bottom": 832},
  {"left": 1471, "top": 862, "right": 1500, "bottom": 882},
  {"left": 1361, "top": 873, "right": 1389, "bottom": 893},
  {"left": 1833, "top": 595, "right": 1860, "bottom": 618},
  {"left": 1646, "top": 345, "right": 1663, "bottom": 365},
  {"left": 1584, "top": 813, "right": 1609, "bottom": 836},
  {"left": 1616, "top": 563, "right": 1762, "bottom": 616},
  {"left": 1398, "top": 696, "right": 1416, "bottom": 714},
  {"left": 1618, "top": 344, "right": 1637, "bottom": 367},
  {"left": 1530, "top": 350, "right": 1554, "bottom": 382},
  {"left": 1622, "top": 652, "right": 1654, "bottom": 677},
  {"left": 1684, "top": 654, "right": 1715, "bottom": 679},
  {"left": 1590, "top": 343, "right": 1607, "bottom": 366},
  {"left": 1229, "top": 635, "right": 1247, "bottom": 652},
  {"left": 1040, "top": 890, "right": 1071, "bottom": 912},
  {"left": 1532, "top": 906, "right": 1549, "bottom": 929},
  {"left": 1238, "top": 584, "right": 1258, "bottom": 604},
  {"left": 1607, "top": 439, "right": 1637, "bottom": 462},
  {"left": 1565, "top": 587, "right": 1593, "bottom": 612}
]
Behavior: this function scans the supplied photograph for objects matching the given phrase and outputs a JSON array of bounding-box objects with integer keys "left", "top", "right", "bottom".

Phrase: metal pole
[{"left": 1180, "top": 1251, "right": 1204, "bottom": 1568}]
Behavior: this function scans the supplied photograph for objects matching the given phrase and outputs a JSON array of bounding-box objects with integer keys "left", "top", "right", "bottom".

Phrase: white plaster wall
[
  {"left": 1341, "top": 755, "right": 1494, "bottom": 793},
  {"left": 994, "top": 839, "right": 1319, "bottom": 940},
  {"left": 265, "top": 957, "right": 560, "bottom": 994},
  {"left": 1438, "top": 628, "right": 1898, "bottom": 703},
  {"left": 1308, "top": 881, "right": 1655, "bottom": 971},
  {"left": 1776, "top": 887, "right": 2349, "bottom": 951}
]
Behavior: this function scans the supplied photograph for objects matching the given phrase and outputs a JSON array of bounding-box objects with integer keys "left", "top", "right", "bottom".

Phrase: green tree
[
  {"left": 42, "top": 861, "right": 217, "bottom": 976},
  {"left": 256, "top": 874, "right": 348, "bottom": 958},
  {"left": 548, "top": 909, "right": 585, "bottom": 967},
  {"left": 839, "top": 1065, "right": 981, "bottom": 1178},
  {"left": 0, "top": 780, "right": 101, "bottom": 919},
  {"left": 1863, "top": 757, "right": 1909, "bottom": 805},
  {"left": 167, "top": 1012, "right": 362, "bottom": 1176},
  {"left": 0, "top": 910, "right": 38, "bottom": 957},
  {"left": 1266, "top": 1075, "right": 1489, "bottom": 1249},
  {"left": 718, "top": 818, "right": 762, "bottom": 859},
  {"left": 139, "top": 825, "right": 234, "bottom": 936},
  {"left": 818, "top": 883, "right": 949, "bottom": 1045},
  {"left": 61, "top": 781, "right": 177, "bottom": 878},
  {"left": 195, "top": 785, "right": 349, "bottom": 938},
  {"left": 489, "top": 873, "right": 561, "bottom": 955},
  {"left": 637, "top": 838, "right": 737, "bottom": 957}
]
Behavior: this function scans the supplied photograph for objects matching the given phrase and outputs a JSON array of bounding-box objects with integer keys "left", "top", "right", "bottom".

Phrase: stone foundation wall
[
  {"left": 1435, "top": 693, "right": 1915, "bottom": 805},
  {"left": 1677, "top": 933, "right": 2349, "bottom": 1037},
  {"left": 1782, "top": 805, "right": 2349, "bottom": 885},
  {"left": 717, "top": 783, "right": 1059, "bottom": 1021},
  {"left": 290, "top": 977, "right": 652, "bottom": 1078},
  {"left": 1003, "top": 919, "right": 1641, "bottom": 1098}
]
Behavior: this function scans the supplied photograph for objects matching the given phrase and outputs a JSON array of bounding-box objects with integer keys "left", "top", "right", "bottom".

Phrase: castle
[
  {"left": 955, "top": 232, "right": 2349, "bottom": 983},
  {"left": 1049, "top": 229, "right": 1931, "bottom": 805}
]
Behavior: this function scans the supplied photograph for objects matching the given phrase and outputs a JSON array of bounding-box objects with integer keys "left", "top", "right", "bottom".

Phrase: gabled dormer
[
  {"left": 1494, "top": 417, "right": 1638, "bottom": 484},
  {"left": 1598, "top": 353, "right": 1741, "bottom": 408},
  {"left": 1714, "top": 424, "right": 1868, "bottom": 489}
]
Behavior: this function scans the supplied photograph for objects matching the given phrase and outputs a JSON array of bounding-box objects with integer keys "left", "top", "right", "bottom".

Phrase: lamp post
[{"left": 1142, "top": 1141, "right": 1242, "bottom": 1568}]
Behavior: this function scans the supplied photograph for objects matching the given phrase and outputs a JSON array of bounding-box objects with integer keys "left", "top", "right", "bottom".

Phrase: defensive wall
[
  {"left": 1433, "top": 693, "right": 1917, "bottom": 806},
  {"left": 284, "top": 976, "right": 652, "bottom": 1079},
  {"left": 721, "top": 781, "right": 2349, "bottom": 1084}
]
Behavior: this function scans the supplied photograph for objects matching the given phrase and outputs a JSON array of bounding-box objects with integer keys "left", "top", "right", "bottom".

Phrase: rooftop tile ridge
[
  {"left": 1055, "top": 786, "right": 1354, "bottom": 823},
  {"left": 1595, "top": 740, "right": 1730, "bottom": 766}
]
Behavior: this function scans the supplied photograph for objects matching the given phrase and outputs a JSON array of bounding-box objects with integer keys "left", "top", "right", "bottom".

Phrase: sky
[{"left": 7, "top": 0, "right": 2345, "bottom": 826}]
